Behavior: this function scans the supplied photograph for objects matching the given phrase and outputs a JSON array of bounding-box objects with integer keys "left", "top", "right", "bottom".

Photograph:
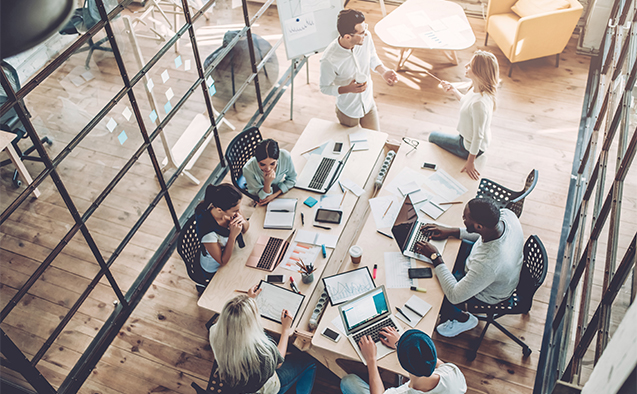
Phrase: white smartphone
[{"left": 321, "top": 327, "right": 341, "bottom": 342}]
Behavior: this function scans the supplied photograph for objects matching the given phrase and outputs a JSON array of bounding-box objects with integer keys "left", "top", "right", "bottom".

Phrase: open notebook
[{"left": 264, "top": 199, "right": 297, "bottom": 229}]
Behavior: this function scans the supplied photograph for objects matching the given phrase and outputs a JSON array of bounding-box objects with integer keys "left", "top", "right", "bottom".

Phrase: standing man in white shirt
[{"left": 319, "top": 9, "right": 399, "bottom": 131}]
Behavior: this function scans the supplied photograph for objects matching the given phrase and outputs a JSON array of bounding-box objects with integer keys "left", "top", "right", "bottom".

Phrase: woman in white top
[{"left": 428, "top": 50, "right": 499, "bottom": 180}]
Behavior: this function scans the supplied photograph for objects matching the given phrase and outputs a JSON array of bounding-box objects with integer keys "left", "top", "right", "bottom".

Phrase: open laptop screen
[
  {"left": 341, "top": 287, "right": 389, "bottom": 332},
  {"left": 391, "top": 195, "right": 418, "bottom": 251}
]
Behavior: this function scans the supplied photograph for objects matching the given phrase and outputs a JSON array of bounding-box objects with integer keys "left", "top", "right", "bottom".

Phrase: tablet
[
  {"left": 322, "top": 266, "right": 376, "bottom": 306},
  {"left": 255, "top": 280, "right": 305, "bottom": 324}
]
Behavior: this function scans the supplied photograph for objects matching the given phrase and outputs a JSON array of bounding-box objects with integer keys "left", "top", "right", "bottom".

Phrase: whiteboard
[{"left": 277, "top": 0, "right": 343, "bottom": 60}]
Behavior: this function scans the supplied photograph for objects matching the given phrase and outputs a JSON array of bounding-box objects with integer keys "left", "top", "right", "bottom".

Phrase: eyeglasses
[
  {"left": 350, "top": 22, "right": 368, "bottom": 36},
  {"left": 402, "top": 137, "right": 419, "bottom": 154}
]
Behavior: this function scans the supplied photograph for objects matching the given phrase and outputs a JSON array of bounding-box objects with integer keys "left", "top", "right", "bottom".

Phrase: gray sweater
[{"left": 434, "top": 209, "right": 524, "bottom": 305}]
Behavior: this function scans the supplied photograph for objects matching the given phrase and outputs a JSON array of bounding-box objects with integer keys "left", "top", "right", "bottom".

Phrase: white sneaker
[{"left": 436, "top": 313, "right": 479, "bottom": 337}]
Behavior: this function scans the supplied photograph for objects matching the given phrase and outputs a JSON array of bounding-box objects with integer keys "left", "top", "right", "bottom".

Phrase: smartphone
[
  {"left": 266, "top": 274, "right": 284, "bottom": 283},
  {"left": 408, "top": 267, "right": 433, "bottom": 279},
  {"left": 315, "top": 208, "right": 343, "bottom": 224},
  {"left": 321, "top": 327, "right": 341, "bottom": 342},
  {"left": 422, "top": 162, "right": 437, "bottom": 170},
  {"left": 333, "top": 142, "right": 343, "bottom": 153}
]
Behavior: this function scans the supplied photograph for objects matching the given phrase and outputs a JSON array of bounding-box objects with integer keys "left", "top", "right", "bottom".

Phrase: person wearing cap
[
  {"left": 319, "top": 9, "right": 399, "bottom": 131},
  {"left": 340, "top": 328, "right": 467, "bottom": 394}
]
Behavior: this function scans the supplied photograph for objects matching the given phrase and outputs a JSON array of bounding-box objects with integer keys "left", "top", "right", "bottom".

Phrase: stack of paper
[
  {"left": 395, "top": 295, "right": 432, "bottom": 328},
  {"left": 264, "top": 199, "right": 297, "bottom": 229},
  {"left": 349, "top": 131, "right": 369, "bottom": 151}
]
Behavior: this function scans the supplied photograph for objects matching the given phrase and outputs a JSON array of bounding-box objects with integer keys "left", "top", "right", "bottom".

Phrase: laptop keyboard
[
  {"left": 256, "top": 237, "right": 283, "bottom": 269},
  {"left": 408, "top": 230, "right": 431, "bottom": 254},
  {"left": 353, "top": 318, "right": 397, "bottom": 345},
  {"left": 308, "top": 157, "right": 336, "bottom": 189}
]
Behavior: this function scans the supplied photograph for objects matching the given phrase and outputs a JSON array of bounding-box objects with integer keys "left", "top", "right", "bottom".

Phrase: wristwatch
[{"left": 430, "top": 252, "right": 440, "bottom": 262}]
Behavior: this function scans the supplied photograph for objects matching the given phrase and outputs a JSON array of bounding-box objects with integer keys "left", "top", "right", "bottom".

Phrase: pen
[
  {"left": 234, "top": 289, "right": 248, "bottom": 294},
  {"left": 376, "top": 229, "right": 393, "bottom": 239},
  {"left": 404, "top": 304, "right": 423, "bottom": 318},
  {"left": 313, "top": 224, "right": 331, "bottom": 230},
  {"left": 340, "top": 190, "right": 347, "bottom": 207},
  {"left": 300, "top": 144, "right": 322, "bottom": 155},
  {"left": 396, "top": 307, "right": 411, "bottom": 322},
  {"left": 301, "top": 213, "right": 305, "bottom": 225},
  {"left": 321, "top": 244, "right": 326, "bottom": 258},
  {"left": 373, "top": 264, "right": 377, "bottom": 279},
  {"left": 338, "top": 181, "right": 344, "bottom": 193},
  {"left": 382, "top": 200, "right": 393, "bottom": 218},
  {"left": 410, "top": 286, "right": 427, "bottom": 293},
  {"left": 439, "top": 201, "right": 463, "bottom": 205},
  {"left": 289, "top": 277, "right": 301, "bottom": 294}
]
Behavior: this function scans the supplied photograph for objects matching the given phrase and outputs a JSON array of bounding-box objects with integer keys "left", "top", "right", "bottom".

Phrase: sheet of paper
[
  {"left": 408, "top": 11, "right": 432, "bottom": 27},
  {"left": 387, "top": 24, "right": 416, "bottom": 43},
  {"left": 420, "top": 31, "right": 445, "bottom": 48},
  {"left": 280, "top": 242, "right": 320, "bottom": 272},
  {"left": 301, "top": 139, "right": 341, "bottom": 159},
  {"left": 429, "top": 20, "right": 445, "bottom": 31},
  {"left": 331, "top": 315, "right": 346, "bottom": 335},
  {"left": 384, "top": 252, "right": 415, "bottom": 288},
  {"left": 256, "top": 282, "right": 304, "bottom": 323},
  {"left": 106, "top": 117, "right": 117, "bottom": 132},
  {"left": 349, "top": 131, "right": 369, "bottom": 151},
  {"left": 409, "top": 189, "right": 432, "bottom": 204},
  {"left": 301, "top": 0, "right": 330, "bottom": 13},
  {"left": 385, "top": 167, "right": 429, "bottom": 197},
  {"left": 283, "top": 13, "right": 317, "bottom": 41},
  {"left": 424, "top": 169, "right": 468, "bottom": 201},
  {"left": 320, "top": 194, "right": 343, "bottom": 209},
  {"left": 294, "top": 230, "right": 338, "bottom": 248},
  {"left": 70, "top": 75, "right": 85, "bottom": 87},
  {"left": 396, "top": 295, "right": 432, "bottom": 328},
  {"left": 436, "top": 29, "right": 465, "bottom": 48},
  {"left": 369, "top": 195, "right": 402, "bottom": 229},
  {"left": 122, "top": 106, "right": 132, "bottom": 121},
  {"left": 81, "top": 71, "right": 94, "bottom": 82},
  {"left": 398, "top": 181, "right": 421, "bottom": 196},
  {"left": 324, "top": 268, "right": 375, "bottom": 305},
  {"left": 340, "top": 178, "right": 364, "bottom": 197},
  {"left": 420, "top": 200, "right": 446, "bottom": 219},
  {"left": 441, "top": 15, "right": 469, "bottom": 31}
]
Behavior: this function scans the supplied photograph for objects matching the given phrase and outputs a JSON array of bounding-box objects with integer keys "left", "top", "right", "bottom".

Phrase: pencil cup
[
  {"left": 349, "top": 245, "right": 363, "bottom": 264},
  {"left": 301, "top": 272, "right": 314, "bottom": 284}
]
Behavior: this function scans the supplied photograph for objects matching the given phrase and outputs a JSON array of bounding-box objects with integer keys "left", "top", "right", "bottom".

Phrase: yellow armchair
[{"left": 485, "top": 0, "right": 583, "bottom": 76}]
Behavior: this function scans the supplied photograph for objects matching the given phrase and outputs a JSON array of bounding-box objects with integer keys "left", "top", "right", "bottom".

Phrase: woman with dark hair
[
  {"left": 243, "top": 139, "right": 297, "bottom": 206},
  {"left": 194, "top": 183, "right": 249, "bottom": 280}
]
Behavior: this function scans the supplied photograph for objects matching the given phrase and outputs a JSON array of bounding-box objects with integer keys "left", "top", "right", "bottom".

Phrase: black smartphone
[
  {"left": 321, "top": 327, "right": 341, "bottom": 342},
  {"left": 315, "top": 208, "right": 343, "bottom": 224},
  {"left": 333, "top": 142, "right": 343, "bottom": 153},
  {"left": 408, "top": 267, "right": 433, "bottom": 279},
  {"left": 266, "top": 274, "right": 284, "bottom": 283},
  {"left": 422, "top": 162, "right": 437, "bottom": 170}
]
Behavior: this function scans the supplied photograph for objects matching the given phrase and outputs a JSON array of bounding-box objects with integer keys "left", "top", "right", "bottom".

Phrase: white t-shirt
[
  {"left": 200, "top": 231, "right": 228, "bottom": 273},
  {"left": 383, "top": 364, "right": 467, "bottom": 394}
]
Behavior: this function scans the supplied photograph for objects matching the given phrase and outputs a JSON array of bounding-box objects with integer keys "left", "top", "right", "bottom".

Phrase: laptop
[
  {"left": 391, "top": 195, "right": 445, "bottom": 261},
  {"left": 295, "top": 145, "right": 354, "bottom": 193},
  {"left": 338, "top": 286, "right": 402, "bottom": 365},
  {"left": 246, "top": 230, "right": 296, "bottom": 271}
]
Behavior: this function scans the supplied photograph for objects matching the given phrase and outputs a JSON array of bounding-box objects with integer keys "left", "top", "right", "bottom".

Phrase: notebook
[
  {"left": 255, "top": 280, "right": 305, "bottom": 324},
  {"left": 264, "top": 198, "right": 297, "bottom": 230}
]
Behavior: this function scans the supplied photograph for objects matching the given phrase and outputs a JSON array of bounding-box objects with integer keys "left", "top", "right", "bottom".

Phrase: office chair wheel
[
  {"left": 13, "top": 179, "right": 22, "bottom": 188},
  {"left": 522, "top": 347, "right": 532, "bottom": 358},
  {"left": 43, "top": 137, "right": 53, "bottom": 146}
]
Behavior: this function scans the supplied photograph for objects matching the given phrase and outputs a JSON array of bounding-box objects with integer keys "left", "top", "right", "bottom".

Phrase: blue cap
[{"left": 396, "top": 329, "right": 437, "bottom": 377}]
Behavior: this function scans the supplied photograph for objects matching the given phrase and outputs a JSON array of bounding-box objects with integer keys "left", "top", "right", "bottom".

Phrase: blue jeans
[
  {"left": 428, "top": 132, "right": 483, "bottom": 160},
  {"left": 439, "top": 240, "right": 491, "bottom": 322},
  {"left": 276, "top": 351, "right": 317, "bottom": 394},
  {"left": 340, "top": 374, "right": 371, "bottom": 394}
]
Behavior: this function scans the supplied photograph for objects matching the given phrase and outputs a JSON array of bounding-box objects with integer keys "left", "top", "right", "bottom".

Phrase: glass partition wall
[{"left": 0, "top": 0, "right": 279, "bottom": 392}]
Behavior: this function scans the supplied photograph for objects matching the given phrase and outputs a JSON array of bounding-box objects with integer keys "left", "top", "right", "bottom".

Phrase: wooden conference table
[
  {"left": 197, "top": 118, "right": 388, "bottom": 333},
  {"left": 309, "top": 136, "right": 485, "bottom": 376},
  {"left": 374, "top": 0, "right": 476, "bottom": 69}
]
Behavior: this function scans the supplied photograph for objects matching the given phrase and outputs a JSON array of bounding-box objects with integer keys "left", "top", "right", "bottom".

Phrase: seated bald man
[{"left": 416, "top": 197, "right": 524, "bottom": 337}]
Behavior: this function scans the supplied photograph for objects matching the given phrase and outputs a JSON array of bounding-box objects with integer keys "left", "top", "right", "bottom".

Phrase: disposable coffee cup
[
  {"left": 349, "top": 245, "right": 363, "bottom": 264},
  {"left": 355, "top": 72, "right": 367, "bottom": 84}
]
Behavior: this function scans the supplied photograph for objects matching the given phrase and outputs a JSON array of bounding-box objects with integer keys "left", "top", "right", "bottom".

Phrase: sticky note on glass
[
  {"left": 164, "top": 101, "right": 172, "bottom": 114},
  {"left": 209, "top": 83, "right": 216, "bottom": 96},
  {"left": 206, "top": 75, "right": 214, "bottom": 87},
  {"left": 174, "top": 55, "right": 182, "bottom": 68},
  {"left": 161, "top": 70, "right": 170, "bottom": 83},
  {"left": 146, "top": 78, "right": 154, "bottom": 92},
  {"left": 185, "top": 59, "right": 191, "bottom": 71},
  {"left": 122, "top": 107, "right": 132, "bottom": 121},
  {"left": 149, "top": 109, "right": 158, "bottom": 123},
  {"left": 165, "top": 87, "right": 174, "bottom": 100},
  {"left": 106, "top": 117, "right": 117, "bottom": 132},
  {"left": 118, "top": 130, "right": 128, "bottom": 145}
]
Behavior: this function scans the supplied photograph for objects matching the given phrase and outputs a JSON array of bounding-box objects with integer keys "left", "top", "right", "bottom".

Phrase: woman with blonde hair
[
  {"left": 428, "top": 50, "right": 499, "bottom": 180},
  {"left": 209, "top": 287, "right": 316, "bottom": 394}
]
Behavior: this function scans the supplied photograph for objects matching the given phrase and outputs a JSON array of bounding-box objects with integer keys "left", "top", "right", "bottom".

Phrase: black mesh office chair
[
  {"left": 59, "top": 0, "right": 118, "bottom": 69},
  {"left": 476, "top": 169, "right": 538, "bottom": 217},
  {"left": 466, "top": 235, "right": 548, "bottom": 360},
  {"left": 177, "top": 215, "right": 210, "bottom": 294},
  {"left": 0, "top": 61, "right": 52, "bottom": 188},
  {"left": 224, "top": 126, "right": 262, "bottom": 202}
]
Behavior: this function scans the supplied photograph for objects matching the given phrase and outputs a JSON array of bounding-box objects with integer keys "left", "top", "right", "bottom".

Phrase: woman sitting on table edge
[
  {"left": 194, "top": 183, "right": 249, "bottom": 290},
  {"left": 208, "top": 286, "right": 317, "bottom": 394},
  {"left": 243, "top": 139, "right": 297, "bottom": 206},
  {"left": 428, "top": 50, "right": 499, "bottom": 181}
]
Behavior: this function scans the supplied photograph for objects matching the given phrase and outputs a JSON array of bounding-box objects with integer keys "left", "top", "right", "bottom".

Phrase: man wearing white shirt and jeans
[{"left": 320, "top": 9, "right": 398, "bottom": 131}]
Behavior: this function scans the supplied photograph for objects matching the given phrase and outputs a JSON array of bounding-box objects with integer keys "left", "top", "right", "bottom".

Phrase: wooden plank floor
[{"left": 1, "top": 0, "right": 635, "bottom": 393}]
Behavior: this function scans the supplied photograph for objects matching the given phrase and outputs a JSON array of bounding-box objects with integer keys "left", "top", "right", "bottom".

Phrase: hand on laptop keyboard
[
  {"left": 378, "top": 327, "right": 401, "bottom": 349},
  {"left": 357, "top": 335, "right": 378, "bottom": 364}
]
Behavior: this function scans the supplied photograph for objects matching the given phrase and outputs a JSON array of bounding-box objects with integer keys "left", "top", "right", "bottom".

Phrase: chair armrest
[{"left": 486, "top": 0, "right": 519, "bottom": 19}]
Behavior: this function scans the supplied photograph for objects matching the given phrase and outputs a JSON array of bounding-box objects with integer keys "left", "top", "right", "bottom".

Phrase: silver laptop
[
  {"left": 391, "top": 195, "right": 445, "bottom": 261},
  {"left": 338, "top": 286, "right": 402, "bottom": 365},
  {"left": 295, "top": 145, "right": 354, "bottom": 193}
]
